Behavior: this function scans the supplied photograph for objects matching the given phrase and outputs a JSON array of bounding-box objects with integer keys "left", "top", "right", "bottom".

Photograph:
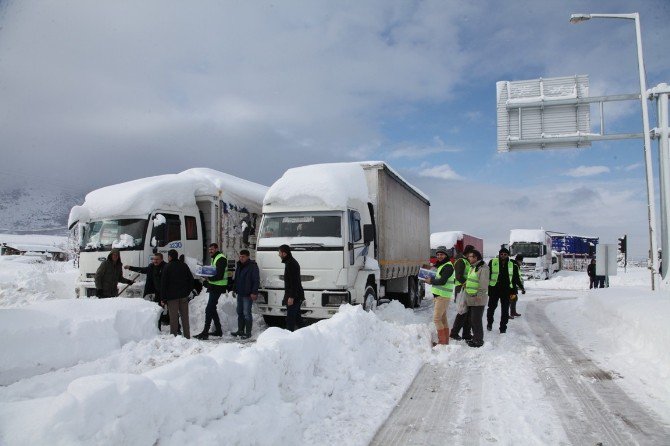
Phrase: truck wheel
[
  {"left": 363, "top": 287, "right": 377, "bottom": 311},
  {"left": 408, "top": 277, "right": 419, "bottom": 308}
]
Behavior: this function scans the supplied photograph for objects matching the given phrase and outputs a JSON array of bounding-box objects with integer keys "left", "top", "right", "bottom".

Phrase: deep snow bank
[
  {"left": 0, "top": 303, "right": 431, "bottom": 446},
  {"left": 0, "top": 298, "right": 161, "bottom": 385}
]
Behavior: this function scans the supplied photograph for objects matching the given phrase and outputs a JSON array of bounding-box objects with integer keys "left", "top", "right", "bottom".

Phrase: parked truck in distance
[
  {"left": 509, "top": 229, "right": 557, "bottom": 280},
  {"left": 430, "top": 231, "right": 483, "bottom": 265},
  {"left": 68, "top": 168, "right": 268, "bottom": 298},
  {"left": 549, "top": 232, "right": 599, "bottom": 271},
  {"left": 255, "top": 161, "right": 430, "bottom": 324}
]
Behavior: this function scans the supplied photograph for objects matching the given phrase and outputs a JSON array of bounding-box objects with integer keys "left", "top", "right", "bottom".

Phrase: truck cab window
[
  {"left": 349, "top": 210, "right": 361, "bottom": 242},
  {"left": 185, "top": 216, "right": 198, "bottom": 240},
  {"left": 153, "top": 214, "right": 182, "bottom": 247}
]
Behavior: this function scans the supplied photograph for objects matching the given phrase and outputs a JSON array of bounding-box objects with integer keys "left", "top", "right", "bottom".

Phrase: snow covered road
[{"left": 371, "top": 291, "right": 670, "bottom": 445}]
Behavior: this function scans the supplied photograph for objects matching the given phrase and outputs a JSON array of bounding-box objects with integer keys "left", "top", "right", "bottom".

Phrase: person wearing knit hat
[
  {"left": 487, "top": 247, "right": 524, "bottom": 333},
  {"left": 426, "top": 245, "right": 455, "bottom": 345}
]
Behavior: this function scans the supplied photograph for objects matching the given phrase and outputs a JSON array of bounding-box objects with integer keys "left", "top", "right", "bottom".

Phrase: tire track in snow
[
  {"left": 370, "top": 348, "right": 466, "bottom": 445},
  {"left": 523, "top": 299, "right": 670, "bottom": 445}
]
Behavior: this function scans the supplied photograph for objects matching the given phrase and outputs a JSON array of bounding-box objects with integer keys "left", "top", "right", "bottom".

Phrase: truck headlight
[{"left": 321, "top": 292, "right": 350, "bottom": 307}]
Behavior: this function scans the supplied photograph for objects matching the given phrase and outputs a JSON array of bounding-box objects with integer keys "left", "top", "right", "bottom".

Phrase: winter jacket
[
  {"left": 465, "top": 260, "right": 490, "bottom": 307},
  {"left": 94, "top": 249, "right": 133, "bottom": 297},
  {"left": 161, "top": 259, "right": 195, "bottom": 301},
  {"left": 488, "top": 258, "right": 524, "bottom": 293},
  {"left": 453, "top": 255, "right": 469, "bottom": 293},
  {"left": 282, "top": 254, "right": 304, "bottom": 305},
  {"left": 205, "top": 251, "right": 228, "bottom": 292},
  {"left": 587, "top": 263, "right": 596, "bottom": 278},
  {"left": 233, "top": 259, "right": 260, "bottom": 298},
  {"left": 127, "top": 261, "right": 166, "bottom": 300}
]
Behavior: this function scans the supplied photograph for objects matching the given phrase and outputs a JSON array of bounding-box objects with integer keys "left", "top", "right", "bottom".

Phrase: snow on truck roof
[
  {"left": 509, "top": 229, "right": 548, "bottom": 243},
  {"left": 263, "top": 161, "right": 429, "bottom": 210},
  {"left": 430, "top": 231, "right": 463, "bottom": 249},
  {"left": 68, "top": 168, "right": 268, "bottom": 227}
]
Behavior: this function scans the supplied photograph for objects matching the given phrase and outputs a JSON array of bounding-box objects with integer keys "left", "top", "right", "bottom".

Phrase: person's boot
[
  {"left": 231, "top": 320, "right": 245, "bottom": 337},
  {"left": 209, "top": 324, "right": 223, "bottom": 337},
  {"left": 512, "top": 312, "right": 522, "bottom": 317},
  {"left": 194, "top": 329, "right": 209, "bottom": 340},
  {"left": 438, "top": 328, "right": 449, "bottom": 345},
  {"left": 241, "top": 320, "right": 252, "bottom": 339},
  {"left": 195, "top": 322, "right": 211, "bottom": 340}
]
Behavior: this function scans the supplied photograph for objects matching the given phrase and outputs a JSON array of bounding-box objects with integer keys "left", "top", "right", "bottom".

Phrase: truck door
[
  {"left": 347, "top": 210, "right": 366, "bottom": 286},
  {"left": 151, "top": 213, "right": 184, "bottom": 258}
]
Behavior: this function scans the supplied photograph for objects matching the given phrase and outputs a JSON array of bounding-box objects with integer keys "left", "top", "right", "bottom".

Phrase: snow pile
[
  {"left": 68, "top": 168, "right": 268, "bottom": 226},
  {"left": 111, "top": 233, "right": 136, "bottom": 248},
  {"left": 264, "top": 162, "right": 370, "bottom": 209},
  {"left": 0, "top": 304, "right": 431, "bottom": 445},
  {"left": 0, "top": 298, "right": 161, "bottom": 385},
  {"left": 0, "top": 256, "right": 77, "bottom": 307},
  {"left": 430, "top": 231, "right": 462, "bottom": 249},
  {"left": 526, "top": 267, "right": 649, "bottom": 290}
]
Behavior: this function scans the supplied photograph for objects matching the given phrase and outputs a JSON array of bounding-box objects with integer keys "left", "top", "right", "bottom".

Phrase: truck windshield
[
  {"left": 260, "top": 215, "right": 341, "bottom": 238},
  {"left": 510, "top": 242, "right": 542, "bottom": 258},
  {"left": 80, "top": 219, "right": 148, "bottom": 251}
]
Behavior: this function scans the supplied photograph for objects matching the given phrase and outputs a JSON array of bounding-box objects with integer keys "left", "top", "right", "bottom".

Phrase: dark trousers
[
  {"left": 451, "top": 287, "right": 471, "bottom": 338},
  {"left": 205, "top": 289, "right": 223, "bottom": 331},
  {"left": 167, "top": 297, "right": 190, "bottom": 338},
  {"left": 589, "top": 276, "right": 596, "bottom": 289},
  {"left": 286, "top": 303, "right": 303, "bottom": 332},
  {"left": 468, "top": 305, "right": 485, "bottom": 344},
  {"left": 487, "top": 288, "right": 510, "bottom": 330},
  {"left": 451, "top": 311, "right": 471, "bottom": 337}
]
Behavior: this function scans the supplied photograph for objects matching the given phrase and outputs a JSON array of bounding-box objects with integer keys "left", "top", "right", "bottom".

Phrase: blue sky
[{"left": 0, "top": 0, "right": 669, "bottom": 257}]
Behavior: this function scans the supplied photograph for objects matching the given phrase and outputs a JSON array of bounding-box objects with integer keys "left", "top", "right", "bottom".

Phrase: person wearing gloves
[
  {"left": 95, "top": 248, "right": 134, "bottom": 298},
  {"left": 425, "top": 245, "right": 455, "bottom": 346},
  {"left": 464, "top": 249, "right": 490, "bottom": 348}
]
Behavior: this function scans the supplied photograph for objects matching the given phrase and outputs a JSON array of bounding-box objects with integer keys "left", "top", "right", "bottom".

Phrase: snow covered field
[{"left": 1, "top": 251, "right": 669, "bottom": 445}]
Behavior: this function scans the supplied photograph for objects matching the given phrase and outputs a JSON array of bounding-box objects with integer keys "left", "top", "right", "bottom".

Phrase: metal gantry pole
[
  {"left": 633, "top": 14, "right": 659, "bottom": 289},
  {"left": 654, "top": 83, "right": 670, "bottom": 281}
]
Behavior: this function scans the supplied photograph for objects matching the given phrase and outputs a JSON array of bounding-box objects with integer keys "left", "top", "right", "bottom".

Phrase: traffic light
[{"left": 618, "top": 235, "right": 627, "bottom": 255}]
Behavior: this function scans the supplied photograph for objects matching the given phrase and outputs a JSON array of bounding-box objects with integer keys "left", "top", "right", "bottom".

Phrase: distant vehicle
[
  {"left": 68, "top": 168, "right": 267, "bottom": 298},
  {"left": 255, "top": 161, "right": 430, "bottom": 324},
  {"left": 549, "top": 232, "right": 599, "bottom": 271},
  {"left": 429, "top": 232, "right": 483, "bottom": 264},
  {"left": 509, "top": 229, "right": 555, "bottom": 280}
]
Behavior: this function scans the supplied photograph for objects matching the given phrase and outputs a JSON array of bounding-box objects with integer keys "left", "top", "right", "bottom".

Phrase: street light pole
[{"left": 570, "top": 12, "right": 658, "bottom": 289}]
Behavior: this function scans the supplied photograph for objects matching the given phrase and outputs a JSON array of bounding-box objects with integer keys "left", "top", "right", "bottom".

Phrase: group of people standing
[
  {"left": 94, "top": 243, "right": 305, "bottom": 341},
  {"left": 426, "top": 245, "right": 525, "bottom": 348}
]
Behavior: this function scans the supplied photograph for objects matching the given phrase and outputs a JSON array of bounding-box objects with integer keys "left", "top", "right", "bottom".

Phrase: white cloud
[
  {"left": 565, "top": 165, "right": 610, "bottom": 177},
  {"left": 624, "top": 163, "right": 644, "bottom": 171},
  {"left": 418, "top": 163, "right": 463, "bottom": 180}
]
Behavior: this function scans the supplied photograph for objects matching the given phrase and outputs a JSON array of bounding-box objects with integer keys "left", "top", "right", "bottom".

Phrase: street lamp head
[{"left": 570, "top": 13, "right": 591, "bottom": 24}]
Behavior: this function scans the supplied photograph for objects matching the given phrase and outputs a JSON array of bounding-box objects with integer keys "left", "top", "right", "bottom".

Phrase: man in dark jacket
[
  {"left": 125, "top": 252, "right": 167, "bottom": 328},
  {"left": 230, "top": 249, "right": 260, "bottom": 339},
  {"left": 160, "top": 249, "right": 194, "bottom": 338},
  {"left": 124, "top": 253, "right": 166, "bottom": 302},
  {"left": 279, "top": 244, "right": 304, "bottom": 331},
  {"left": 487, "top": 247, "right": 524, "bottom": 333},
  {"left": 95, "top": 248, "right": 134, "bottom": 298},
  {"left": 587, "top": 258, "right": 597, "bottom": 289},
  {"left": 195, "top": 243, "right": 228, "bottom": 340}
]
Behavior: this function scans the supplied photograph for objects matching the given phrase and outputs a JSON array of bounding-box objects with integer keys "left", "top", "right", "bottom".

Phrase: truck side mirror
[{"left": 363, "top": 224, "right": 374, "bottom": 244}]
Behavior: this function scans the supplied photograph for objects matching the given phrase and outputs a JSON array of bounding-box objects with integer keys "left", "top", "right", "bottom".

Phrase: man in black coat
[
  {"left": 125, "top": 253, "right": 166, "bottom": 301},
  {"left": 230, "top": 249, "right": 260, "bottom": 339},
  {"left": 160, "top": 249, "right": 194, "bottom": 338},
  {"left": 487, "top": 247, "right": 524, "bottom": 333},
  {"left": 125, "top": 252, "right": 167, "bottom": 328},
  {"left": 587, "top": 258, "right": 597, "bottom": 289},
  {"left": 279, "top": 244, "right": 304, "bottom": 331}
]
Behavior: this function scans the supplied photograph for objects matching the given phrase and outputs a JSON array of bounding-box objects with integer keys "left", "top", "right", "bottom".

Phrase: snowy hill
[{"left": 0, "top": 182, "right": 82, "bottom": 233}]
